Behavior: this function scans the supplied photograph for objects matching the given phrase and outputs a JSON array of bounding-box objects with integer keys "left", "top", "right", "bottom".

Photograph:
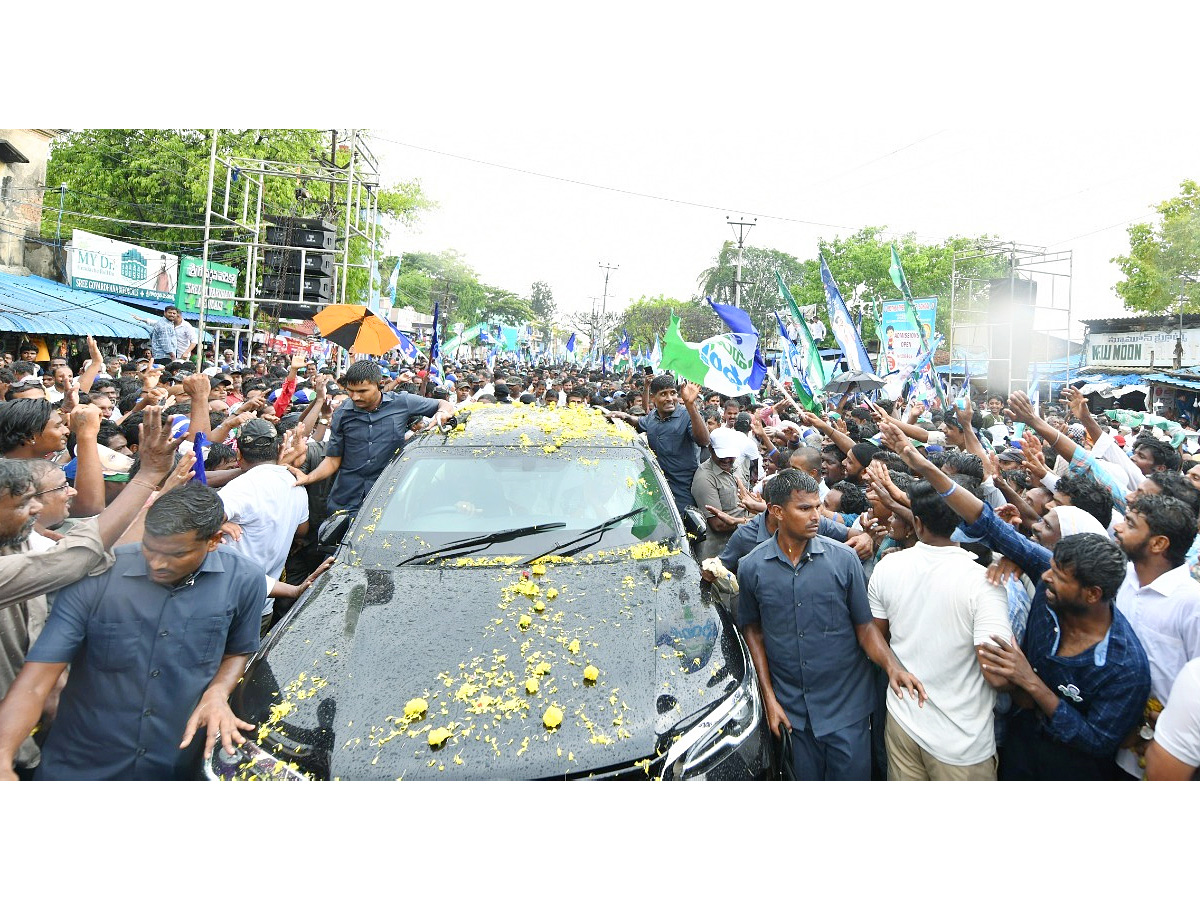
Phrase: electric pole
[
  {"left": 727, "top": 216, "right": 756, "bottom": 308},
  {"left": 598, "top": 262, "right": 618, "bottom": 356}
]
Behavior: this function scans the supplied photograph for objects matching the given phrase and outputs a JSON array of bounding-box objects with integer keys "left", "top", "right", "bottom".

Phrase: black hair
[
  {"left": 906, "top": 479, "right": 962, "bottom": 538},
  {"left": 1053, "top": 534, "right": 1129, "bottom": 604},
  {"left": 12, "top": 361, "right": 36, "bottom": 379},
  {"left": 0, "top": 399, "right": 54, "bottom": 455},
  {"left": 1128, "top": 494, "right": 1196, "bottom": 567},
  {"left": 765, "top": 468, "right": 820, "bottom": 506},
  {"left": 1054, "top": 472, "right": 1114, "bottom": 529},
  {"left": 144, "top": 481, "right": 225, "bottom": 539},
  {"left": 0, "top": 457, "right": 35, "bottom": 499},
  {"left": 773, "top": 448, "right": 793, "bottom": 469},
  {"left": 943, "top": 449, "right": 985, "bottom": 481},
  {"left": 1135, "top": 436, "right": 1182, "bottom": 472},
  {"left": 648, "top": 374, "right": 677, "bottom": 394},
  {"left": 1146, "top": 469, "right": 1200, "bottom": 519},
  {"left": 733, "top": 412, "right": 752, "bottom": 434},
  {"left": 204, "top": 441, "right": 237, "bottom": 469},
  {"left": 345, "top": 360, "right": 383, "bottom": 385},
  {"left": 873, "top": 450, "right": 910, "bottom": 474},
  {"left": 831, "top": 480, "right": 869, "bottom": 514},
  {"left": 96, "top": 420, "right": 125, "bottom": 449}
]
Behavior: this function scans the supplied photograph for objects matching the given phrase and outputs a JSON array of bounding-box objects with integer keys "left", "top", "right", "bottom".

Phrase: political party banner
[
  {"left": 660, "top": 314, "right": 763, "bottom": 397},
  {"left": 879, "top": 297, "right": 937, "bottom": 376},
  {"left": 68, "top": 229, "right": 179, "bottom": 301}
]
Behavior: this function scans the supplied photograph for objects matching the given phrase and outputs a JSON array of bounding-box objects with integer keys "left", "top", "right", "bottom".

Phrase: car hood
[{"left": 232, "top": 550, "right": 744, "bottom": 780}]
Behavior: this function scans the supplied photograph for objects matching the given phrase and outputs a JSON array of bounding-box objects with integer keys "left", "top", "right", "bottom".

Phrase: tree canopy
[
  {"left": 40, "top": 129, "right": 431, "bottom": 314},
  {"left": 1113, "top": 180, "right": 1200, "bottom": 314}
]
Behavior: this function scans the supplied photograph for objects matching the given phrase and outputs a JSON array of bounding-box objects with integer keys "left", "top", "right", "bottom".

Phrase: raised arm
[
  {"left": 679, "top": 381, "right": 710, "bottom": 448},
  {"left": 76, "top": 336, "right": 104, "bottom": 395}
]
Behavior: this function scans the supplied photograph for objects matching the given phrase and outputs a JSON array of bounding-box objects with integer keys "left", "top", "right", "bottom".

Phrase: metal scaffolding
[
  {"left": 197, "top": 129, "right": 381, "bottom": 364},
  {"left": 949, "top": 241, "right": 1074, "bottom": 400}
]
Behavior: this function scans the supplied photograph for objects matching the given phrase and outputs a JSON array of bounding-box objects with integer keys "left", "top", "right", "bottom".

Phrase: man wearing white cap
[{"left": 692, "top": 427, "right": 750, "bottom": 560}]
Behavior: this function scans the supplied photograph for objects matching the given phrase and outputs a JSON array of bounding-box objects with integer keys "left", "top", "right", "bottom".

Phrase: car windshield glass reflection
[{"left": 364, "top": 449, "right": 677, "bottom": 560}]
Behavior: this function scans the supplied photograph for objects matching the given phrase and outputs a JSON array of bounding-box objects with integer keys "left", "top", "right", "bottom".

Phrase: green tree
[
  {"left": 696, "top": 242, "right": 809, "bottom": 337},
  {"left": 41, "top": 129, "right": 431, "bottom": 315},
  {"left": 616, "top": 294, "right": 712, "bottom": 346},
  {"left": 530, "top": 281, "right": 556, "bottom": 325},
  {"left": 1113, "top": 180, "right": 1200, "bottom": 313}
]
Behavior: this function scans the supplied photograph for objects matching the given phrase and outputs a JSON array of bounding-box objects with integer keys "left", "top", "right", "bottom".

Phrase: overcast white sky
[{"left": 30, "top": 2, "right": 1200, "bottom": 343}]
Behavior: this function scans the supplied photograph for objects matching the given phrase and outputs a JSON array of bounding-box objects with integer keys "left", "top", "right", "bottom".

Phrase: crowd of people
[{"left": 0, "top": 309, "right": 1197, "bottom": 781}]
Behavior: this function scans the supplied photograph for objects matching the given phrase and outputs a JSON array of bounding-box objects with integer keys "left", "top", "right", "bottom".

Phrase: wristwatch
[{"left": 318, "top": 417, "right": 330, "bottom": 425}]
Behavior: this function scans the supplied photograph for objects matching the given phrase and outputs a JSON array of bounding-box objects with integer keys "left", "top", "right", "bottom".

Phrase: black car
[{"left": 205, "top": 404, "right": 771, "bottom": 780}]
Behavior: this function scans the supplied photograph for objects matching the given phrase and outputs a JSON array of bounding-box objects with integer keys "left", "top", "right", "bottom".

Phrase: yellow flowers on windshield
[
  {"left": 403, "top": 698, "right": 428, "bottom": 719},
  {"left": 525, "top": 678, "right": 540, "bottom": 694},
  {"left": 583, "top": 665, "right": 599, "bottom": 683},
  {"left": 543, "top": 706, "right": 564, "bottom": 729},
  {"left": 428, "top": 727, "right": 453, "bottom": 748},
  {"left": 518, "top": 615, "right": 532, "bottom": 629}
]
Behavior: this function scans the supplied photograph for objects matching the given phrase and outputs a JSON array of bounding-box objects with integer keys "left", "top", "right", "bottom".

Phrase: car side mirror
[
  {"left": 682, "top": 506, "right": 707, "bottom": 544},
  {"left": 318, "top": 511, "right": 351, "bottom": 550}
]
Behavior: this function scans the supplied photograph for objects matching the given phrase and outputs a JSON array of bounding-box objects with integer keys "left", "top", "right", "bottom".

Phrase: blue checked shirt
[
  {"left": 960, "top": 502, "right": 1152, "bottom": 766},
  {"left": 959, "top": 502, "right": 1051, "bottom": 642},
  {"left": 150, "top": 317, "right": 177, "bottom": 360}
]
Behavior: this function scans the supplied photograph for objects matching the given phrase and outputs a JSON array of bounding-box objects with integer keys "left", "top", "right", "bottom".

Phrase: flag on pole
[
  {"left": 428, "top": 300, "right": 442, "bottom": 384},
  {"left": 774, "top": 271, "right": 826, "bottom": 394},
  {"left": 659, "top": 314, "right": 763, "bottom": 396},
  {"left": 191, "top": 432, "right": 208, "bottom": 485},
  {"left": 889, "top": 246, "right": 946, "bottom": 405},
  {"left": 650, "top": 333, "right": 662, "bottom": 371},
  {"left": 774, "top": 311, "right": 821, "bottom": 412},
  {"left": 387, "top": 260, "right": 400, "bottom": 308},
  {"left": 820, "top": 255, "right": 874, "bottom": 375},
  {"left": 706, "top": 297, "right": 767, "bottom": 389},
  {"left": 384, "top": 319, "right": 419, "bottom": 363}
]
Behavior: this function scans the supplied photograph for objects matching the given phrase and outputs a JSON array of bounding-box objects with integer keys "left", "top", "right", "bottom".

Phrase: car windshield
[{"left": 351, "top": 445, "right": 680, "bottom": 565}]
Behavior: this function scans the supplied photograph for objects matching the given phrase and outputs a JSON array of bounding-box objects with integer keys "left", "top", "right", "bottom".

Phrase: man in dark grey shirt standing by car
[
  {"left": 293, "top": 360, "right": 455, "bottom": 517},
  {"left": 607, "top": 374, "right": 709, "bottom": 514}
]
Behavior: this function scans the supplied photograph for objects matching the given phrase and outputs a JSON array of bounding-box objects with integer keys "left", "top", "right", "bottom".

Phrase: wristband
[
  {"left": 938, "top": 483, "right": 957, "bottom": 498},
  {"left": 767, "top": 448, "right": 778, "bottom": 458}
]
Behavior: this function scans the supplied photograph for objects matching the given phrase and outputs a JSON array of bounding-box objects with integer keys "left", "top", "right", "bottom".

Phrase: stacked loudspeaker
[
  {"left": 259, "top": 216, "right": 336, "bottom": 319},
  {"left": 986, "top": 277, "right": 1036, "bottom": 399}
]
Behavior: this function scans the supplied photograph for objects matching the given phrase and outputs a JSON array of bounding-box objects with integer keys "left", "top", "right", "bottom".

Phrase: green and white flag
[
  {"left": 774, "top": 271, "right": 826, "bottom": 393},
  {"left": 660, "top": 314, "right": 761, "bottom": 397}
]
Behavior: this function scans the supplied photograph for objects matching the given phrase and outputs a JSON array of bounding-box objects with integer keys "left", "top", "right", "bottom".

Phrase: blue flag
[
  {"left": 428, "top": 301, "right": 442, "bottom": 383},
  {"left": 192, "top": 432, "right": 208, "bottom": 486},
  {"left": 385, "top": 318, "right": 418, "bottom": 362},
  {"left": 388, "top": 260, "right": 400, "bottom": 308},
  {"left": 820, "top": 255, "right": 874, "bottom": 375},
  {"left": 618, "top": 330, "right": 631, "bottom": 354},
  {"left": 707, "top": 296, "right": 768, "bottom": 390},
  {"left": 566, "top": 333, "right": 576, "bottom": 353}
]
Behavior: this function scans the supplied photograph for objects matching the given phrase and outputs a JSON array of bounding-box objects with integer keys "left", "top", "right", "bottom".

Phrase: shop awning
[
  {"left": 1143, "top": 372, "right": 1200, "bottom": 391},
  {"left": 108, "top": 295, "right": 252, "bottom": 327},
  {"left": 0, "top": 272, "right": 151, "bottom": 338}
]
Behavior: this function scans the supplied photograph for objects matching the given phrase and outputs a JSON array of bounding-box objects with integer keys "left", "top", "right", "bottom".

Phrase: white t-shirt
[
  {"left": 219, "top": 464, "right": 309, "bottom": 612},
  {"left": 868, "top": 542, "right": 1012, "bottom": 766},
  {"left": 174, "top": 320, "right": 198, "bottom": 356},
  {"left": 1154, "top": 656, "right": 1200, "bottom": 771},
  {"left": 1115, "top": 562, "right": 1200, "bottom": 777}
]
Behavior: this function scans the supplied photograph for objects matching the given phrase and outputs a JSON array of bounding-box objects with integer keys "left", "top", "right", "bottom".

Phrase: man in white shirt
[
  {"left": 1112, "top": 492, "right": 1200, "bottom": 777},
  {"left": 174, "top": 316, "right": 198, "bottom": 363},
  {"left": 217, "top": 419, "right": 309, "bottom": 624},
  {"left": 1145, "top": 657, "right": 1200, "bottom": 780},
  {"left": 868, "top": 479, "right": 1011, "bottom": 780}
]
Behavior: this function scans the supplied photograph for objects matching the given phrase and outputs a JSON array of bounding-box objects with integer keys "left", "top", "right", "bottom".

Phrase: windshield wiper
[
  {"left": 518, "top": 507, "right": 648, "bottom": 566},
  {"left": 395, "top": 522, "right": 566, "bottom": 566}
]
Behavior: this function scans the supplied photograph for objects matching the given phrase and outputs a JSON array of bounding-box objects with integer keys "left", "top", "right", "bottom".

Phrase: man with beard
[{"left": 1112, "top": 494, "right": 1200, "bottom": 778}]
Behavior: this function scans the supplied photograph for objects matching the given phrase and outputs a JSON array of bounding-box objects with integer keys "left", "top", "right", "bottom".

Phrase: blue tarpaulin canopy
[
  {"left": 0, "top": 272, "right": 151, "bottom": 338},
  {"left": 109, "top": 294, "right": 252, "bottom": 327}
]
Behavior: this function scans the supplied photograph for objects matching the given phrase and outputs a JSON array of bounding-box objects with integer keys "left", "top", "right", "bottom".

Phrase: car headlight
[
  {"left": 662, "top": 631, "right": 769, "bottom": 780},
  {"left": 204, "top": 740, "right": 310, "bottom": 782}
]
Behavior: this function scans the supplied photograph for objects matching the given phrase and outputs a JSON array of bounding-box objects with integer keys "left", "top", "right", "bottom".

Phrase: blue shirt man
[
  {"left": 149, "top": 308, "right": 179, "bottom": 362},
  {"left": 736, "top": 469, "right": 923, "bottom": 781},
  {"left": 625, "top": 375, "right": 709, "bottom": 515},
  {"left": 295, "top": 361, "right": 455, "bottom": 516},
  {"left": 0, "top": 482, "right": 265, "bottom": 780}
]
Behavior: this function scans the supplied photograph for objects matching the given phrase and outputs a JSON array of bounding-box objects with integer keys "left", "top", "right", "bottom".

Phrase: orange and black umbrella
[{"left": 312, "top": 305, "right": 401, "bottom": 356}]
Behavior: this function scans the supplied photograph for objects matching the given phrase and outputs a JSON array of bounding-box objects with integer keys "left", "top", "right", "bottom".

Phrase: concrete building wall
[{"left": 0, "top": 129, "right": 66, "bottom": 275}]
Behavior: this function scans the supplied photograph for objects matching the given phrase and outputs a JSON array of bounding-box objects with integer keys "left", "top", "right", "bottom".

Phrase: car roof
[{"left": 416, "top": 402, "right": 641, "bottom": 450}]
